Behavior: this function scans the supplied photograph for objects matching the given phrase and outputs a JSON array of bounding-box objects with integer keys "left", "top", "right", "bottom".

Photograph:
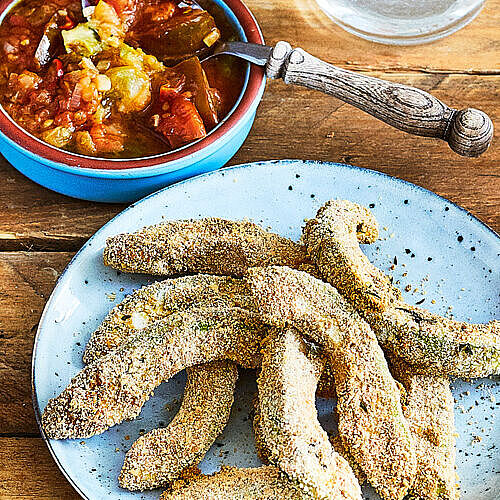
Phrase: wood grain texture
[
  {"left": 0, "top": 252, "right": 72, "bottom": 434},
  {"left": 0, "top": 438, "right": 79, "bottom": 499},
  {"left": 0, "top": 173, "right": 122, "bottom": 250},
  {"left": 0, "top": 75, "right": 497, "bottom": 249},
  {"left": 234, "top": 74, "right": 500, "bottom": 231},
  {"left": 271, "top": 45, "right": 493, "bottom": 156}
]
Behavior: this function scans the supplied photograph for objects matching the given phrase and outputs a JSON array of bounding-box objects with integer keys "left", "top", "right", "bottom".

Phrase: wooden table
[{"left": 1, "top": 0, "right": 498, "bottom": 497}]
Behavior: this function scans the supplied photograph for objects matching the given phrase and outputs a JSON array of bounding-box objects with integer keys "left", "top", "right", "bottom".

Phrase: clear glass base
[{"left": 315, "top": 0, "right": 485, "bottom": 45}]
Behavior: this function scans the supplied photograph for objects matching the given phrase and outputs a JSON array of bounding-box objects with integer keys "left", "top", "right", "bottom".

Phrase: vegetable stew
[{"left": 0, "top": 0, "right": 245, "bottom": 158}]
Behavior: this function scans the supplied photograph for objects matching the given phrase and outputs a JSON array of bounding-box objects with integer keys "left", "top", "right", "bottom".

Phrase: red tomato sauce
[{"left": 0, "top": 0, "right": 245, "bottom": 158}]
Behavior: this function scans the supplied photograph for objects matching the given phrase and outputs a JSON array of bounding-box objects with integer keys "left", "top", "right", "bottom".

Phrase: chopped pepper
[
  {"left": 62, "top": 24, "right": 102, "bottom": 57},
  {"left": 128, "top": 8, "right": 220, "bottom": 64}
]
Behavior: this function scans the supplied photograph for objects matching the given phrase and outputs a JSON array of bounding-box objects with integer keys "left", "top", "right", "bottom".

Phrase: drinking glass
[{"left": 314, "top": 0, "right": 486, "bottom": 45}]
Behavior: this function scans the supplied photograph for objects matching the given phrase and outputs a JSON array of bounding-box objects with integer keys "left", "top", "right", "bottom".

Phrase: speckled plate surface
[{"left": 33, "top": 160, "right": 500, "bottom": 499}]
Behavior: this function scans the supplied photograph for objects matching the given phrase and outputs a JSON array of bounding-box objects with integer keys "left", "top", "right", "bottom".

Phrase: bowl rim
[{"left": 0, "top": 0, "right": 265, "bottom": 172}]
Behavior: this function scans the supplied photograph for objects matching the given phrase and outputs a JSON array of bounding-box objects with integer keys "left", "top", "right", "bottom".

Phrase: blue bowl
[{"left": 0, "top": 0, "right": 266, "bottom": 203}]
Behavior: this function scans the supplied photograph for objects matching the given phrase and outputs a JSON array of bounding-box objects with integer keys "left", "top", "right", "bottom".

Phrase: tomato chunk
[
  {"left": 156, "top": 94, "right": 206, "bottom": 148},
  {"left": 88, "top": 123, "right": 126, "bottom": 154}
]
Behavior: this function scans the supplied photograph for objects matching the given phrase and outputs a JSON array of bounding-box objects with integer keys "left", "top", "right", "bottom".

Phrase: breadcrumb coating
[
  {"left": 247, "top": 266, "right": 416, "bottom": 500},
  {"left": 119, "top": 360, "right": 238, "bottom": 491},
  {"left": 85, "top": 271, "right": 336, "bottom": 487},
  {"left": 316, "top": 362, "right": 337, "bottom": 398},
  {"left": 160, "top": 465, "right": 311, "bottom": 499},
  {"left": 304, "top": 200, "right": 463, "bottom": 497},
  {"left": 251, "top": 394, "right": 272, "bottom": 465},
  {"left": 303, "top": 199, "right": 400, "bottom": 312},
  {"left": 84, "top": 275, "right": 255, "bottom": 364},
  {"left": 254, "top": 382, "right": 364, "bottom": 487},
  {"left": 303, "top": 199, "right": 500, "bottom": 378},
  {"left": 257, "top": 328, "right": 362, "bottom": 499},
  {"left": 42, "top": 308, "right": 266, "bottom": 439},
  {"left": 103, "top": 218, "right": 309, "bottom": 277},
  {"left": 84, "top": 276, "right": 256, "bottom": 490},
  {"left": 390, "top": 358, "right": 458, "bottom": 500},
  {"left": 364, "top": 306, "right": 500, "bottom": 377},
  {"left": 329, "top": 436, "right": 367, "bottom": 485}
]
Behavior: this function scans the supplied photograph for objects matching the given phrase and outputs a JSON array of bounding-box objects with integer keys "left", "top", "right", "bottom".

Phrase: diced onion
[
  {"left": 69, "top": 82, "right": 82, "bottom": 109},
  {"left": 203, "top": 29, "right": 220, "bottom": 48},
  {"left": 95, "top": 74, "right": 111, "bottom": 92}
]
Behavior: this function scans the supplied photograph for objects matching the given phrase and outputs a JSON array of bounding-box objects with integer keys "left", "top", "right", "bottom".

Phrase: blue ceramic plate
[{"left": 33, "top": 160, "right": 500, "bottom": 499}]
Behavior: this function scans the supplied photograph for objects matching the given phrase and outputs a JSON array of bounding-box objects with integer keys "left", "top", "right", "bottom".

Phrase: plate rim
[{"left": 31, "top": 159, "right": 500, "bottom": 499}]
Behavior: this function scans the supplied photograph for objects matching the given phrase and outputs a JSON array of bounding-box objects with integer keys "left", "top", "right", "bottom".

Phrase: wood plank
[
  {"left": 250, "top": 0, "right": 500, "bottom": 73},
  {"left": 0, "top": 438, "right": 79, "bottom": 499},
  {"left": 0, "top": 73, "right": 498, "bottom": 250},
  {"left": 0, "top": 175, "right": 123, "bottom": 251},
  {"left": 0, "top": 252, "right": 72, "bottom": 434}
]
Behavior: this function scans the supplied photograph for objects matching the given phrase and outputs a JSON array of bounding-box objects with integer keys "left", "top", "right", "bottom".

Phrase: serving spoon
[{"left": 204, "top": 41, "right": 493, "bottom": 157}]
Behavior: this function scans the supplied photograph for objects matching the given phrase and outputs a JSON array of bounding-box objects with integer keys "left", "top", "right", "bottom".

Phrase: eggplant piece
[
  {"left": 127, "top": 8, "right": 220, "bottom": 65},
  {"left": 34, "top": 10, "right": 75, "bottom": 69},
  {"left": 62, "top": 23, "right": 102, "bottom": 58},
  {"left": 202, "top": 56, "right": 245, "bottom": 118},
  {"left": 172, "top": 56, "right": 218, "bottom": 129}
]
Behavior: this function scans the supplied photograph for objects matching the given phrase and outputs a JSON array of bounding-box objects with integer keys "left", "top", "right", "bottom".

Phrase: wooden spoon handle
[{"left": 266, "top": 41, "right": 493, "bottom": 157}]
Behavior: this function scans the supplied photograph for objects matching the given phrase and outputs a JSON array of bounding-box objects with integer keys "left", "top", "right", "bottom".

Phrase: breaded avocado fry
[
  {"left": 364, "top": 306, "right": 500, "bottom": 377},
  {"left": 257, "top": 328, "right": 362, "bottom": 500},
  {"left": 119, "top": 360, "right": 238, "bottom": 491},
  {"left": 390, "top": 358, "right": 458, "bottom": 500},
  {"left": 159, "top": 465, "right": 311, "bottom": 499},
  {"left": 42, "top": 307, "right": 266, "bottom": 439},
  {"left": 103, "top": 218, "right": 308, "bottom": 277},
  {"left": 247, "top": 266, "right": 416, "bottom": 500},
  {"left": 84, "top": 274, "right": 255, "bottom": 364},
  {"left": 304, "top": 198, "right": 400, "bottom": 312}
]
